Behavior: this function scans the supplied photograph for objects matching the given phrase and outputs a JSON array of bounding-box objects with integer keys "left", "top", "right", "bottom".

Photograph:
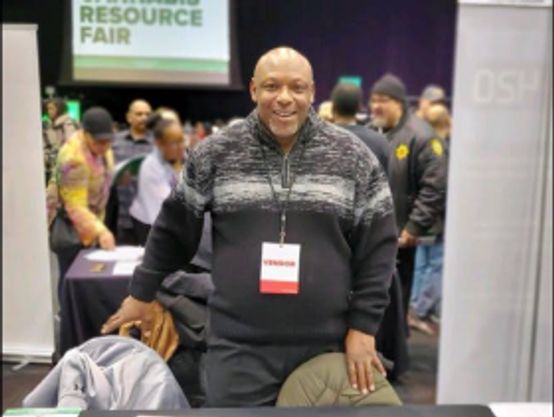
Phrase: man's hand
[
  {"left": 99, "top": 230, "right": 116, "bottom": 250},
  {"left": 345, "top": 329, "right": 386, "bottom": 394},
  {"left": 101, "top": 296, "right": 154, "bottom": 336},
  {"left": 398, "top": 228, "right": 417, "bottom": 248}
]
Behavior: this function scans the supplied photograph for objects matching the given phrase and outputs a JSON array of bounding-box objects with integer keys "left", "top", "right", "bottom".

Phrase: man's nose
[{"left": 277, "top": 87, "right": 293, "bottom": 105}]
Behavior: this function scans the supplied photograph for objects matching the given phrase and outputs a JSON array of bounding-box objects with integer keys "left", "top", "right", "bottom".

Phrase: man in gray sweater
[{"left": 102, "top": 47, "right": 398, "bottom": 407}]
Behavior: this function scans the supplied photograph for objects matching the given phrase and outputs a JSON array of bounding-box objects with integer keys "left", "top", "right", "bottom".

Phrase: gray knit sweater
[{"left": 130, "top": 109, "right": 398, "bottom": 344}]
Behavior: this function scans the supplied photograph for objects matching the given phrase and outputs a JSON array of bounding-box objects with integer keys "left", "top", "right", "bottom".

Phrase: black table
[
  {"left": 82, "top": 405, "right": 496, "bottom": 417},
  {"left": 60, "top": 249, "right": 132, "bottom": 354}
]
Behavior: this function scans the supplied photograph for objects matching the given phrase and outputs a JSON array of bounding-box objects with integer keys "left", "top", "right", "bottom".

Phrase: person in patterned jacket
[{"left": 47, "top": 107, "right": 116, "bottom": 304}]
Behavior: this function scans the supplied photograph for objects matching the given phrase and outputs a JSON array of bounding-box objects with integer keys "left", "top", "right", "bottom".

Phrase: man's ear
[
  {"left": 126, "top": 111, "right": 132, "bottom": 125},
  {"left": 310, "top": 82, "right": 316, "bottom": 104},
  {"left": 249, "top": 79, "right": 258, "bottom": 103}
]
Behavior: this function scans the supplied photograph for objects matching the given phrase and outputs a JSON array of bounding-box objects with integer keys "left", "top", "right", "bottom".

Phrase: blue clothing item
[
  {"left": 130, "top": 148, "right": 182, "bottom": 225},
  {"left": 410, "top": 238, "right": 444, "bottom": 318},
  {"left": 23, "top": 336, "right": 189, "bottom": 409}
]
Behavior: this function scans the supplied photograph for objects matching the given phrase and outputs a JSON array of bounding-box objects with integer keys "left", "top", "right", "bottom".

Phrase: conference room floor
[{"left": 2, "top": 330, "right": 438, "bottom": 411}]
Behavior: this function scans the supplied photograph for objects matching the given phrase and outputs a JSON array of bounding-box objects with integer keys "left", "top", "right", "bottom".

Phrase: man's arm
[
  {"left": 346, "top": 148, "right": 398, "bottom": 393},
  {"left": 404, "top": 136, "right": 447, "bottom": 237},
  {"left": 102, "top": 149, "right": 212, "bottom": 333},
  {"left": 59, "top": 158, "right": 112, "bottom": 247},
  {"left": 129, "top": 194, "right": 205, "bottom": 301}
]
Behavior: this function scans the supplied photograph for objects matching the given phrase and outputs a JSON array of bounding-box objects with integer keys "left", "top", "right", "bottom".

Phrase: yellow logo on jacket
[
  {"left": 395, "top": 144, "right": 409, "bottom": 160},
  {"left": 431, "top": 138, "right": 444, "bottom": 156}
]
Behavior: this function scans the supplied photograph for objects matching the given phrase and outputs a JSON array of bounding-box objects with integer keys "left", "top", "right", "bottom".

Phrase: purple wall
[
  {"left": 238, "top": 0, "right": 456, "bottom": 106},
  {"left": 4, "top": 0, "right": 457, "bottom": 120}
]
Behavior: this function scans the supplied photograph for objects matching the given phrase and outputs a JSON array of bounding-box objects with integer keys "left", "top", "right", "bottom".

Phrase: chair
[
  {"left": 23, "top": 335, "right": 189, "bottom": 409},
  {"left": 276, "top": 352, "right": 402, "bottom": 407}
]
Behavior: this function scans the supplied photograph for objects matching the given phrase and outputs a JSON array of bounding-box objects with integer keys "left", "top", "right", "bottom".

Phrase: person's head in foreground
[
  {"left": 81, "top": 106, "right": 114, "bottom": 157},
  {"left": 369, "top": 73, "right": 407, "bottom": 130}
]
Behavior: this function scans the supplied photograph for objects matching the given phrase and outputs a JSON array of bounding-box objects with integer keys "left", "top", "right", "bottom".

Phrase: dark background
[{"left": 3, "top": 0, "right": 457, "bottom": 123}]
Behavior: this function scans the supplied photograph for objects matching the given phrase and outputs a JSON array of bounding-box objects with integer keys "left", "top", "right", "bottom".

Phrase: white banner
[
  {"left": 72, "top": 0, "right": 229, "bottom": 60},
  {"left": 437, "top": 4, "right": 552, "bottom": 403},
  {"left": 2, "top": 25, "right": 55, "bottom": 362}
]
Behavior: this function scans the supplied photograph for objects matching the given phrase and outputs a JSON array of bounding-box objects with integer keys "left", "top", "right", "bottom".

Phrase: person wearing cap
[
  {"left": 47, "top": 106, "right": 116, "bottom": 300},
  {"left": 368, "top": 73, "right": 447, "bottom": 321},
  {"left": 415, "top": 84, "right": 446, "bottom": 120}
]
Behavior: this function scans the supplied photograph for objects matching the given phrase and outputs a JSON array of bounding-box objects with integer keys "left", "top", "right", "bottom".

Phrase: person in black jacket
[
  {"left": 368, "top": 73, "right": 448, "bottom": 322},
  {"left": 409, "top": 102, "right": 451, "bottom": 334},
  {"left": 102, "top": 47, "right": 398, "bottom": 407},
  {"left": 331, "top": 83, "right": 390, "bottom": 173}
]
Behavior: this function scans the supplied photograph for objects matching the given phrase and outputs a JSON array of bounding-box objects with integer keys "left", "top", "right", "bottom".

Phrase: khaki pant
[{"left": 277, "top": 352, "right": 402, "bottom": 407}]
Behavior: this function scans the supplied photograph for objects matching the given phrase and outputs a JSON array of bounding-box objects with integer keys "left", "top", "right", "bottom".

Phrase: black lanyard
[{"left": 258, "top": 139, "right": 308, "bottom": 245}]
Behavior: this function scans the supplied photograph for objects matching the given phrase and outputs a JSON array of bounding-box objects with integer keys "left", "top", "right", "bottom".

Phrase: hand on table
[
  {"left": 345, "top": 328, "right": 386, "bottom": 394},
  {"left": 398, "top": 229, "right": 418, "bottom": 248},
  {"left": 98, "top": 230, "right": 115, "bottom": 250},
  {"left": 101, "top": 296, "right": 154, "bottom": 336}
]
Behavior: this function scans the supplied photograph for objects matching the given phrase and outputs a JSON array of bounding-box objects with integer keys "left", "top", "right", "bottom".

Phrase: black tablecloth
[
  {"left": 59, "top": 249, "right": 410, "bottom": 370},
  {"left": 81, "top": 405, "right": 496, "bottom": 417},
  {"left": 60, "top": 249, "right": 131, "bottom": 355}
]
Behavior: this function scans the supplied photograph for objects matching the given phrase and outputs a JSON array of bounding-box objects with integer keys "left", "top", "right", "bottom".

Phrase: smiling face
[{"left": 250, "top": 48, "right": 315, "bottom": 144}]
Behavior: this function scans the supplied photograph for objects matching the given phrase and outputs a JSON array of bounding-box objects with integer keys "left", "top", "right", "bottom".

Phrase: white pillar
[
  {"left": 437, "top": 1, "right": 552, "bottom": 403},
  {"left": 2, "top": 24, "right": 55, "bottom": 362}
]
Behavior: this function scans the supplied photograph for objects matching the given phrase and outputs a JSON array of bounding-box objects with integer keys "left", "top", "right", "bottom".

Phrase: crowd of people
[
  {"left": 320, "top": 79, "right": 452, "bottom": 336},
  {"left": 43, "top": 46, "right": 452, "bottom": 408}
]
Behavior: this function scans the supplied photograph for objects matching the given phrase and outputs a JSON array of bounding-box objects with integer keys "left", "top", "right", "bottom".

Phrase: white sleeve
[{"left": 136, "top": 159, "right": 172, "bottom": 225}]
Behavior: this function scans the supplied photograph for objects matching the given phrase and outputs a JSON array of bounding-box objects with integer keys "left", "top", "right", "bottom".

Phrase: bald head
[
  {"left": 253, "top": 47, "right": 314, "bottom": 83},
  {"left": 425, "top": 103, "right": 451, "bottom": 139},
  {"left": 128, "top": 99, "right": 151, "bottom": 113},
  {"left": 426, "top": 103, "right": 450, "bottom": 126},
  {"left": 249, "top": 47, "right": 316, "bottom": 149},
  {"left": 127, "top": 99, "right": 152, "bottom": 135}
]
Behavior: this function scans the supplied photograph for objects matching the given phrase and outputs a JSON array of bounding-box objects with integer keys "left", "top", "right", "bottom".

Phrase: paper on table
[
  {"left": 489, "top": 403, "right": 553, "bottom": 417},
  {"left": 112, "top": 261, "right": 140, "bottom": 276},
  {"left": 85, "top": 246, "right": 144, "bottom": 262}
]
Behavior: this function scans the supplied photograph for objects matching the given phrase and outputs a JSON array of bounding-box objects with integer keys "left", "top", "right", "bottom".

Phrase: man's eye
[
  {"left": 293, "top": 85, "right": 307, "bottom": 93},
  {"left": 264, "top": 84, "right": 277, "bottom": 91}
]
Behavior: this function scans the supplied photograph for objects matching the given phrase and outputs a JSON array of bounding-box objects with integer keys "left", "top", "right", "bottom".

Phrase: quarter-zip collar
[{"left": 247, "top": 108, "right": 320, "bottom": 155}]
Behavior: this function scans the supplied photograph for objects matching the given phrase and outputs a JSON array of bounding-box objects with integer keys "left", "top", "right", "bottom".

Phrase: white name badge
[{"left": 260, "top": 242, "right": 301, "bottom": 295}]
